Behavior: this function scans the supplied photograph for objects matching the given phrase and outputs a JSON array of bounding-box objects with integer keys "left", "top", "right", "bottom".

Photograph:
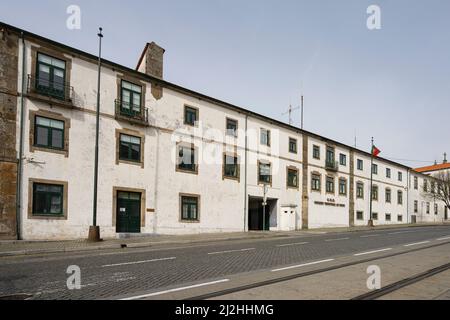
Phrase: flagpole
[{"left": 369, "top": 137, "right": 374, "bottom": 227}]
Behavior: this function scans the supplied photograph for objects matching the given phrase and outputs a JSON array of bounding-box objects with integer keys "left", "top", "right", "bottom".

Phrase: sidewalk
[{"left": 0, "top": 222, "right": 448, "bottom": 258}]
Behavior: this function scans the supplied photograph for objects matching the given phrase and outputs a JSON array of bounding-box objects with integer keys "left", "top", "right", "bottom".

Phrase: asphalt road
[{"left": 1, "top": 225, "right": 450, "bottom": 300}]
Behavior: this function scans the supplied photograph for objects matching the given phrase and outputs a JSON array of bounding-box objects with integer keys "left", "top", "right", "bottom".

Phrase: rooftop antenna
[
  {"left": 300, "top": 95, "right": 304, "bottom": 129},
  {"left": 282, "top": 102, "right": 300, "bottom": 126}
]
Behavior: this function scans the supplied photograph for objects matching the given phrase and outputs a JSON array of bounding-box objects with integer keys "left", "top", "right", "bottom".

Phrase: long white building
[{"left": 0, "top": 22, "right": 448, "bottom": 240}]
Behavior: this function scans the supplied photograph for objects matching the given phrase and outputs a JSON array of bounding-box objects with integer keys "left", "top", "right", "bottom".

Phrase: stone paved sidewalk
[{"left": 0, "top": 222, "right": 448, "bottom": 257}]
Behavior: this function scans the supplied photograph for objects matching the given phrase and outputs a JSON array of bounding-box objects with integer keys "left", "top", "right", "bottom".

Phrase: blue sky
[{"left": 2, "top": 0, "right": 449, "bottom": 167}]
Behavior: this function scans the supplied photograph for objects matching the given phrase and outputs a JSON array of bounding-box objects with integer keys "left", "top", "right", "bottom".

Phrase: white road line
[
  {"left": 101, "top": 257, "right": 176, "bottom": 267},
  {"left": 207, "top": 248, "right": 255, "bottom": 255},
  {"left": 437, "top": 236, "right": 450, "bottom": 241},
  {"left": 276, "top": 242, "right": 309, "bottom": 247},
  {"left": 360, "top": 234, "right": 381, "bottom": 238},
  {"left": 325, "top": 237, "right": 350, "bottom": 242},
  {"left": 271, "top": 259, "right": 334, "bottom": 272},
  {"left": 388, "top": 231, "right": 414, "bottom": 235},
  {"left": 119, "top": 279, "right": 230, "bottom": 300},
  {"left": 403, "top": 241, "right": 430, "bottom": 247},
  {"left": 354, "top": 248, "right": 392, "bottom": 256}
]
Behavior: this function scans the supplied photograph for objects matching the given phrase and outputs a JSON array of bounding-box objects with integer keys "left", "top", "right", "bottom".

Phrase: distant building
[{"left": 0, "top": 22, "right": 448, "bottom": 240}]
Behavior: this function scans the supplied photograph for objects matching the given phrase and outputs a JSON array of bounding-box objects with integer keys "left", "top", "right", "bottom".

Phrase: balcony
[
  {"left": 115, "top": 100, "right": 149, "bottom": 126},
  {"left": 27, "top": 75, "right": 74, "bottom": 107},
  {"left": 325, "top": 160, "right": 339, "bottom": 172}
]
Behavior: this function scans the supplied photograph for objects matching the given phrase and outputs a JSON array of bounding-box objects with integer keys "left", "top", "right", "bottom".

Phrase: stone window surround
[
  {"left": 176, "top": 141, "right": 199, "bottom": 175},
  {"left": 356, "top": 181, "right": 364, "bottom": 199},
  {"left": 372, "top": 184, "right": 379, "bottom": 201},
  {"left": 29, "top": 45, "right": 73, "bottom": 104},
  {"left": 339, "top": 177, "right": 347, "bottom": 196},
  {"left": 184, "top": 105, "right": 199, "bottom": 127},
  {"left": 325, "top": 175, "right": 335, "bottom": 195},
  {"left": 225, "top": 117, "right": 238, "bottom": 137},
  {"left": 29, "top": 109, "right": 70, "bottom": 157},
  {"left": 311, "top": 171, "right": 321, "bottom": 192},
  {"left": 28, "top": 178, "right": 68, "bottom": 220},
  {"left": 179, "top": 193, "right": 201, "bottom": 223},
  {"left": 288, "top": 137, "right": 298, "bottom": 154},
  {"left": 260, "top": 128, "right": 271, "bottom": 147},
  {"left": 385, "top": 188, "right": 392, "bottom": 203},
  {"left": 286, "top": 166, "right": 299, "bottom": 190},
  {"left": 116, "top": 74, "right": 147, "bottom": 113},
  {"left": 356, "top": 211, "right": 364, "bottom": 220},
  {"left": 312, "top": 145, "right": 320, "bottom": 159},
  {"left": 115, "top": 128, "right": 145, "bottom": 168},
  {"left": 222, "top": 151, "right": 240, "bottom": 182},
  {"left": 112, "top": 186, "right": 146, "bottom": 230},
  {"left": 257, "top": 160, "right": 272, "bottom": 186}
]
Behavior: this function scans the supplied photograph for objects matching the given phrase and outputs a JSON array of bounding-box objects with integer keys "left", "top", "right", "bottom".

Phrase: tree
[{"left": 421, "top": 171, "right": 450, "bottom": 215}]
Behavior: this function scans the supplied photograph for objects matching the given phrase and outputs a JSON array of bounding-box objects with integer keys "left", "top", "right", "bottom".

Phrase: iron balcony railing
[
  {"left": 115, "top": 100, "right": 149, "bottom": 125},
  {"left": 27, "top": 75, "right": 74, "bottom": 102},
  {"left": 325, "top": 160, "right": 339, "bottom": 171}
]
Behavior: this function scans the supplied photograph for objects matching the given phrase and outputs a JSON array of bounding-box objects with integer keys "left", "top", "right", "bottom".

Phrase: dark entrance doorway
[
  {"left": 248, "top": 197, "right": 273, "bottom": 231},
  {"left": 445, "top": 207, "right": 448, "bottom": 220},
  {"left": 116, "top": 191, "right": 141, "bottom": 233}
]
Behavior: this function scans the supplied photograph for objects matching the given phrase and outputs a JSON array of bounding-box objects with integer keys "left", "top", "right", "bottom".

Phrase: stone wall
[{"left": 0, "top": 27, "right": 18, "bottom": 239}]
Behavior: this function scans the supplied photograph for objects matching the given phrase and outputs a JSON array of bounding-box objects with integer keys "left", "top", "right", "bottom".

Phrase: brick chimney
[{"left": 136, "top": 42, "right": 165, "bottom": 79}]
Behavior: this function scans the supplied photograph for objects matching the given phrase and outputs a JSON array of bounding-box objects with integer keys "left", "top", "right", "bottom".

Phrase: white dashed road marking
[
  {"left": 207, "top": 248, "right": 255, "bottom": 255},
  {"left": 271, "top": 259, "right": 335, "bottom": 272},
  {"left": 403, "top": 241, "right": 430, "bottom": 247},
  {"left": 102, "top": 257, "right": 176, "bottom": 267},
  {"left": 354, "top": 248, "right": 392, "bottom": 256}
]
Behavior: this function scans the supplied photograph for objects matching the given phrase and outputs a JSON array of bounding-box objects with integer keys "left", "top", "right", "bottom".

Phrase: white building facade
[{"left": 0, "top": 22, "right": 448, "bottom": 240}]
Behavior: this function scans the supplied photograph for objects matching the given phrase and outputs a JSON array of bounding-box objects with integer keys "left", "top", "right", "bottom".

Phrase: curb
[{"left": 0, "top": 223, "right": 448, "bottom": 258}]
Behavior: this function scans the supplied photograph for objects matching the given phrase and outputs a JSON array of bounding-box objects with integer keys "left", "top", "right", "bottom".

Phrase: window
[
  {"left": 177, "top": 144, "right": 197, "bottom": 173},
  {"left": 398, "top": 215, "right": 403, "bottom": 222},
  {"left": 434, "top": 203, "right": 438, "bottom": 215},
  {"left": 287, "top": 167, "right": 299, "bottom": 188},
  {"left": 326, "top": 147, "right": 335, "bottom": 165},
  {"left": 414, "top": 200, "right": 418, "bottom": 213},
  {"left": 226, "top": 118, "right": 238, "bottom": 137},
  {"left": 121, "top": 80, "right": 142, "bottom": 115},
  {"left": 184, "top": 106, "right": 198, "bottom": 126},
  {"left": 223, "top": 154, "right": 239, "bottom": 179},
  {"left": 180, "top": 195, "right": 199, "bottom": 221},
  {"left": 426, "top": 202, "right": 430, "bottom": 214},
  {"left": 326, "top": 176, "right": 335, "bottom": 194},
  {"left": 356, "top": 182, "right": 364, "bottom": 199},
  {"left": 258, "top": 162, "right": 272, "bottom": 184},
  {"left": 289, "top": 138, "right": 297, "bottom": 154},
  {"left": 260, "top": 129, "right": 271, "bottom": 146},
  {"left": 397, "top": 190, "right": 403, "bottom": 205},
  {"left": 372, "top": 164, "right": 378, "bottom": 175},
  {"left": 386, "top": 213, "right": 391, "bottom": 221},
  {"left": 372, "top": 185, "right": 378, "bottom": 201},
  {"left": 423, "top": 179, "right": 428, "bottom": 192},
  {"left": 398, "top": 172, "right": 403, "bottom": 181},
  {"left": 119, "top": 134, "right": 141, "bottom": 162},
  {"left": 386, "top": 168, "right": 391, "bottom": 178},
  {"left": 311, "top": 173, "right": 321, "bottom": 191},
  {"left": 356, "top": 211, "right": 364, "bottom": 220},
  {"left": 385, "top": 188, "right": 391, "bottom": 203},
  {"left": 414, "top": 176, "right": 418, "bottom": 190},
  {"left": 339, "top": 154, "right": 347, "bottom": 166},
  {"left": 32, "top": 183, "right": 64, "bottom": 216},
  {"left": 339, "top": 178, "right": 347, "bottom": 196},
  {"left": 34, "top": 116, "right": 64, "bottom": 150},
  {"left": 431, "top": 181, "right": 435, "bottom": 194},
  {"left": 36, "top": 53, "right": 66, "bottom": 99},
  {"left": 372, "top": 212, "right": 378, "bottom": 220},
  {"left": 357, "top": 159, "right": 363, "bottom": 170},
  {"left": 313, "top": 145, "right": 320, "bottom": 159}
]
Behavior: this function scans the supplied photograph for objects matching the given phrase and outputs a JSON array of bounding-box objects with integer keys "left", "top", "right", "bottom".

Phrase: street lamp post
[{"left": 88, "top": 27, "right": 103, "bottom": 242}]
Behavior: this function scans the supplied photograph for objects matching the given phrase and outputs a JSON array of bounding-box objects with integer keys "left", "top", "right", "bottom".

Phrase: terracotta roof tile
[{"left": 414, "top": 163, "right": 450, "bottom": 173}]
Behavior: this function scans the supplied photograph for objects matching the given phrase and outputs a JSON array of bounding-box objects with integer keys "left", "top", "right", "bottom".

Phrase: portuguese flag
[{"left": 372, "top": 145, "right": 381, "bottom": 157}]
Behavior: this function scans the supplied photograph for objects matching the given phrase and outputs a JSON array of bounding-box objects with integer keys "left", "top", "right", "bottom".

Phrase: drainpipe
[
  {"left": 15, "top": 31, "right": 26, "bottom": 240},
  {"left": 406, "top": 169, "right": 410, "bottom": 224},
  {"left": 243, "top": 114, "right": 248, "bottom": 232}
]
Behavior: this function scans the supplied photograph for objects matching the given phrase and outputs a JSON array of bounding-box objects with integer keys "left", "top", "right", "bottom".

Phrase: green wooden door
[{"left": 116, "top": 191, "right": 141, "bottom": 233}]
